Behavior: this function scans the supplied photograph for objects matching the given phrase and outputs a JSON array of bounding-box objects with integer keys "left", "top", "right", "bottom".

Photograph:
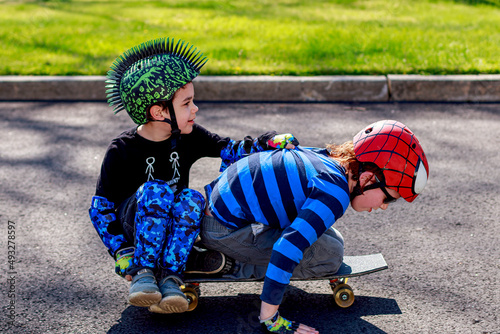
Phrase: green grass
[{"left": 1, "top": 0, "right": 500, "bottom": 75}]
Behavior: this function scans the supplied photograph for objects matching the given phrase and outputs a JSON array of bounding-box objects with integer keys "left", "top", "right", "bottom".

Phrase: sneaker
[
  {"left": 157, "top": 275, "right": 189, "bottom": 313},
  {"left": 128, "top": 268, "right": 162, "bottom": 307},
  {"left": 184, "top": 247, "right": 234, "bottom": 275}
]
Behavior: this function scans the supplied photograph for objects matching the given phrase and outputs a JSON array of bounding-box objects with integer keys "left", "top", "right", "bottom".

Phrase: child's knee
[
  {"left": 332, "top": 229, "right": 344, "bottom": 247},
  {"left": 315, "top": 229, "right": 345, "bottom": 259},
  {"left": 175, "top": 188, "right": 205, "bottom": 207},
  {"left": 136, "top": 180, "right": 175, "bottom": 216},
  {"left": 172, "top": 188, "right": 206, "bottom": 225}
]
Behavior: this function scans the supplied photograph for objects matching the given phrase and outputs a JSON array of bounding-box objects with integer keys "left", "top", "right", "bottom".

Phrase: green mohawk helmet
[{"left": 105, "top": 37, "right": 208, "bottom": 125}]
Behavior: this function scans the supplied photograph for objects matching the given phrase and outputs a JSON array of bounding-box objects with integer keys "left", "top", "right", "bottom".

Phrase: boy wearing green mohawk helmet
[{"left": 89, "top": 37, "right": 299, "bottom": 314}]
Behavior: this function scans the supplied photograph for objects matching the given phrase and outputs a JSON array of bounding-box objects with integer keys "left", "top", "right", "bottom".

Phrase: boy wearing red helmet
[{"left": 200, "top": 120, "right": 429, "bottom": 333}]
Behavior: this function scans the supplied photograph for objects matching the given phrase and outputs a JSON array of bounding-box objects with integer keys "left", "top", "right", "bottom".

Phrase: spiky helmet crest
[{"left": 105, "top": 37, "right": 208, "bottom": 125}]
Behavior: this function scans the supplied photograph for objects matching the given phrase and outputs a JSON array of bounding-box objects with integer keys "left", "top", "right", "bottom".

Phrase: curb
[
  {"left": 388, "top": 75, "right": 500, "bottom": 102},
  {"left": 1, "top": 75, "right": 500, "bottom": 102}
]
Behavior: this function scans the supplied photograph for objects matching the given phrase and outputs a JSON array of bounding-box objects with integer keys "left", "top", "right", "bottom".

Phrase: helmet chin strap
[
  {"left": 350, "top": 180, "right": 363, "bottom": 201},
  {"left": 155, "top": 100, "right": 180, "bottom": 149},
  {"left": 349, "top": 162, "right": 367, "bottom": 201},
  {"left": 350, "top": 164, "right": 392, "bottom": 202}
]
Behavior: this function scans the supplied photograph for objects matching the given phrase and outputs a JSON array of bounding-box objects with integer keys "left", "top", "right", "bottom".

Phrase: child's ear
[
  {"left": 149, "top": 105, "right": 167, "bottom": 121},
  {"left": 359, "top": 171, "right": 375, "bottom": 187}
]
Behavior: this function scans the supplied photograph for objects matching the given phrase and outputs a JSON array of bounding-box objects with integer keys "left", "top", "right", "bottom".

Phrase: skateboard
[{"left": 181, "top": 253, "right": 388, "bottom": 310}]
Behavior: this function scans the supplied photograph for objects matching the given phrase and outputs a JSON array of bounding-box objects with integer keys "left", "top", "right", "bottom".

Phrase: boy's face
[
  {"left": 350, "top": 173, "right": 401, "bottom": 212},
  {"left": 170, "top": 82, "right": 198, "bottom": 134}
]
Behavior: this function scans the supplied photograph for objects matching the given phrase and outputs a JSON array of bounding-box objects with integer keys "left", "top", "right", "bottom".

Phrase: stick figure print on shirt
[
  {"left": 144, "top": 152, "right": 180, "bottom": 185},
  {"left": 170, "top": 152, "right": 180, "bottom": 180},
  {"left": 145, "top": 157, "right": 155, "bottom": 181}
]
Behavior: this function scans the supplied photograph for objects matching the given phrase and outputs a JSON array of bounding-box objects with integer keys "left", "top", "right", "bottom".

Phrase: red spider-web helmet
[{"left": 353, "top": 120, "right": 429, "bottom": 202}]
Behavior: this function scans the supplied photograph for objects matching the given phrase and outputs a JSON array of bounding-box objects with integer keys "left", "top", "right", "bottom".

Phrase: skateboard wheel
[
  {"left": 332, "top": 283, "right": 354, "bottom": 308},
  {"left": 182, "top": 285, "right": 199, "bottom": 311}
]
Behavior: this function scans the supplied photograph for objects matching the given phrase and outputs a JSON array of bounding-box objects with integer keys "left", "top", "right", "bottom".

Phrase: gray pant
[{"left": 200, "top": 215, "right": 344, "bottom": 280}]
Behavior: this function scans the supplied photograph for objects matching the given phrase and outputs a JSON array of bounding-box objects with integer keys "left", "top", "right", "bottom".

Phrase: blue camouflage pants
[{"left": 119, "top": 180, "right": 205, "bottom": 276}]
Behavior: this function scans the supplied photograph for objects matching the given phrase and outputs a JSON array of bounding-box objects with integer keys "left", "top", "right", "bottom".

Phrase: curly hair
[{"left": 326, "top": 141, "right": 384, "bottom": 187}]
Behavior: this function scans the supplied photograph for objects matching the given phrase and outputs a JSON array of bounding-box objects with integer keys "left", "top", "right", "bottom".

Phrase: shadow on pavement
[{"left": 107, "top": 288, "right": 401, "bottom": 334}]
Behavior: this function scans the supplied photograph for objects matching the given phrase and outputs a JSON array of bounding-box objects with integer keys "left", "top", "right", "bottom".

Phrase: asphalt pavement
[{"left": 0, "top": 101, "right": 499, "bottom": 334}]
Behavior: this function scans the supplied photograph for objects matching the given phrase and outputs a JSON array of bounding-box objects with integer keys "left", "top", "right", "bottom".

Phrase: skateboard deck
[
  {"left": 181, "top": 253, "right": 388, "bottom": 309},
  {"left": 184, "top": 253, "right": 387, "bottom": 282}
]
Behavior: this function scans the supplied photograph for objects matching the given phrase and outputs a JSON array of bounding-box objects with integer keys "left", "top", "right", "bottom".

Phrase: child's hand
[
  {"left": 115, "top": 247, "right": 135, "bottom": 279},
  {"left": 267, "top": 133, "right": 299, "bottom": 150},
  {"left": 260, "top": 311, "right": 319, "bottom": 334}
]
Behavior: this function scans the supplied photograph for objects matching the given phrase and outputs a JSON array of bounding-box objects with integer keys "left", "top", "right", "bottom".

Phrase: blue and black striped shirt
[{"left": 205, "top": 147, "right": 350, "bottom": 305}]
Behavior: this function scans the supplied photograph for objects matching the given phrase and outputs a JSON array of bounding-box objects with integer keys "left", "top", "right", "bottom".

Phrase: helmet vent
[{"left": 365, "top": 127, "right": 373, "bottom": 134}]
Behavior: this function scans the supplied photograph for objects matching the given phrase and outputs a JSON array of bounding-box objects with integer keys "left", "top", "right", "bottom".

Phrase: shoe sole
[
  {"left": 184, "top": 253, "right": 234, "bottom": 275},
  {"left": 158, "top": 295, "right": 189, "bottom": 313},
  {"left": 148, "top": 303, "right": 170, "bottom": 314},
  {"left": 128, "top": 291, "right": 162, "bottom": 307},
  {"left": 184, "top": 252, "right": 225, "bottom": 275}
]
